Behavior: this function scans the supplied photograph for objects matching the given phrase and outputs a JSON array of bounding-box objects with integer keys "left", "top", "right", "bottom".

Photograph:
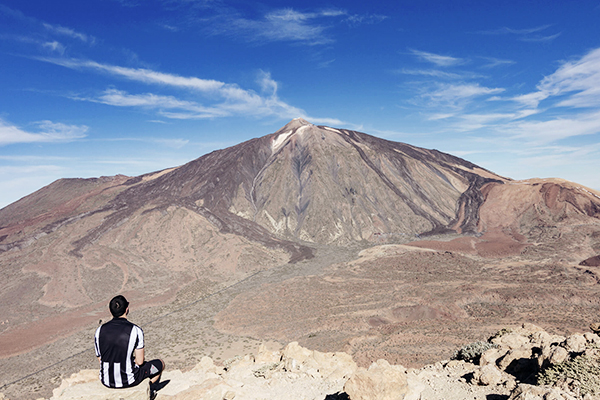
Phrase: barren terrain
[
  {"left": 2, "top": 120, "right": 600, "bottom": 399},
  {"left": 3, "top": 228, "right": 600, "bottom": 399}
]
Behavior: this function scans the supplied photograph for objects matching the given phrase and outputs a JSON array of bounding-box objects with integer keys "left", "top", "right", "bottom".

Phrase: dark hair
[{"left": 109, "top": 295, "right": 129, "bottom": 318}]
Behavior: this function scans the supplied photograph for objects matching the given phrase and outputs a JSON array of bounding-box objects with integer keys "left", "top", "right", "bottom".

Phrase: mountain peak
[{"left": 276, "top": 118, "right": 313, "bottom": 133}]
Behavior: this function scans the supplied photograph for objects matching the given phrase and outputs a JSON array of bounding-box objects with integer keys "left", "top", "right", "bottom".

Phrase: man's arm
[{"left": 134, "top": 347, "right": 145, "bottom": 366}]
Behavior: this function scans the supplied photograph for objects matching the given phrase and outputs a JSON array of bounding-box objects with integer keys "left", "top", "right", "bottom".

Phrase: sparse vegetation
[
  {"left": 489, "top": 327, "right": 512, "bottom": 341},
  {"left": 537, "top": 355, "right": 600, "bottom": 396},
  {"left": 253, "top": 362, "right": 281, "bottom": 378},
  {"left": 452, "top": 341, "right": 498, "bottom": 364}
]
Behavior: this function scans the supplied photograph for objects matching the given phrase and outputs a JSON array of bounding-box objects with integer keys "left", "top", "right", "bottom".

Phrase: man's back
[{"left": 94, "top": 318, "right": 144, "bottom": 388}]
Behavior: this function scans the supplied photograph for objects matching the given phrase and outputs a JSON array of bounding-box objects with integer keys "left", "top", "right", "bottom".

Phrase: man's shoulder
[{"left": 102, "top": 318, "right": 141, "bottom": 330}]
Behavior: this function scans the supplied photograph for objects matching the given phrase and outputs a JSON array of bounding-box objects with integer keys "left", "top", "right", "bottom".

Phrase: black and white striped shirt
[{"left": 94, "top": 318, "right": 144, "bottom": 388}]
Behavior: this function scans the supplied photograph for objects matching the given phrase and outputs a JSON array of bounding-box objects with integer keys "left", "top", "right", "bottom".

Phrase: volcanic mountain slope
[{"left": 1, "top": 118, "right": 600, "bottom": 360}]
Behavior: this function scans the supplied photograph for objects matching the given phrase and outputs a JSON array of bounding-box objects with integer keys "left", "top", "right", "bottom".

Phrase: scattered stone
[
  {"left": 473, "top": 364, "right": 503, "bottom": 386},
  {"left": 479, "top": 347, "right": 507, "bottom": 366},
  {"left": 223, "top": 391, "right": 236, "bottom": 400},
  {"left": 344, "top": 359, "right": 408, "bottom": 400},
  {"left": 584, "top": 332, "right": 600, "bottom": 345},
  {"left": 49, "top": 370, "right": 149, "bottom": 400},
  {"left": 549, "top": 347, "right": 570, "bottom": 365},
  {"left": 508, "top": 383, "right": 578, "bottom": 400},
  {"left": 47, "top": 324, "right": 600, "bottom": 400},
  {"left": 565, "top": 334, "right": 587, "bottom": 353}
]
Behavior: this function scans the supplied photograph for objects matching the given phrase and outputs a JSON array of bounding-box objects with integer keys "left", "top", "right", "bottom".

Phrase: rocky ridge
[{"left": 27, "top": 323, "right": 600, "bottom": 400}]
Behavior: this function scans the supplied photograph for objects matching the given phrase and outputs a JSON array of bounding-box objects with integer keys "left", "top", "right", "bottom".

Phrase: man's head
[{"left": 109, "top": 295, "right": 129, "bottom": 318}]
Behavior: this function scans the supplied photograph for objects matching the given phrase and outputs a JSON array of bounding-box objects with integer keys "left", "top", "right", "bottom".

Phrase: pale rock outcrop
[
  {"left": 508, "top": 383, "right": 578, "bottom": 400},
  {"left": 473, "top": 364, "right": 504, "bottom": 386},
  {"left": 498, "top": 347, "right": 533, "bottom": 371},
  {"left": 564, "top": 334, "right": 587, "bottom": 353},
  {"left": 480, "top": 347, "right": 508, "bottom": 366},
  {"left": 344, "top": 359, "right": 408, "bottom": 400},
  {"left": 492, "top": 332, "right": 531, "bottom": 350},
  {"left": 49, "top": 370, "right": 149, "bottom": 400},
  {"left": 49, "top": 343, "right": 362, "bottom": 400},
  {"left": 548, "top": 346, "right": 570, "bottom": 365},
  {"left": 42, "top": 324, "right": 600, "bottom": 400}
]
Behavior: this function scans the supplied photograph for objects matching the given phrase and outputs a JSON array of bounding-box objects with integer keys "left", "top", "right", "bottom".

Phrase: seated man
[{"left": 94, "top": 295, "right": 165, "bottom": 393}]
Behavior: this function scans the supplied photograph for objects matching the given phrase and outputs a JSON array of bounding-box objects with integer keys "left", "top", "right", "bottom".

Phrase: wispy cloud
[
  {"left": 479, "top": 25, "right": 552, "bottom": 35},
  {"left": 0, "top": 118, "right": 88, "bottom": 146},
  {"left": 520, "top": 33, "right": 562, "bottom": 43},
  {"left": 97, "top": 136, "right": 190, "bottom": 149},
  {"left": 77, "top": 88, "right": 228, "bottom": 119},
  {"left": 398, "top": 68, "right": 463, "bottom": 79},
  {"left": 41, "top": 57, "right": 340, "bottom": 122},
  {"left": 204, "top": 7, "right": 385, "bottom": 46},
  {"left": 477, "top": 25, "right": 561, "bottom": 43},
  {"left": 513, "top": 47, "right": 600, "bottom": 109},
  {"left": 203, "top": 8, "right": 334, "bottom": 45},
  {"left": 503, "top": 110, "right": 600, "bottom": 144},
  {"left": 409, "top": 49, "right": 465, "bottom": 67},
  {"left": 343, "top": 13, "right": 387, "bottom": 26},
  {"left": 42, "top": 22, "right": 95, "bottom": 44},
  {"left": 42, "top": 40, "right": 66, "bottom": 54},
  {"left": 422, "top": 83, "right": 504, "bottom": 108},
  {"left": 0, "top": 34, "right": 66, "bottom": 54},
  {"left": 479, "top": 57, "right": 516, "bottom": 68}
]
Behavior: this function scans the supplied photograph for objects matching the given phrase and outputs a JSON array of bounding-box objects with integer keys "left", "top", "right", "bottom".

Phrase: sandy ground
[
  {"left": 0, "top": 244, "right": 360, "bottom": 400},
  {"left": 2, "top": 232, "right": 600, "bottom": 399}
]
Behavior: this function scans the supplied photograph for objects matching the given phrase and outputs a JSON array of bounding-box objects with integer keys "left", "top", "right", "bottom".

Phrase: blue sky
[{"left": 1, "top": 0, "right": 600, "bottom": 208}]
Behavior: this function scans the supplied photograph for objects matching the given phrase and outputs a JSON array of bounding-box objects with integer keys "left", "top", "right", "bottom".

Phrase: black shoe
[{"left": 150, "top": 388, "right": 157, "bottom": 400}]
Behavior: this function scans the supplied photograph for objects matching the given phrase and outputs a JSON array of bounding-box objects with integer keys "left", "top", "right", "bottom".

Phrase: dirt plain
[{"left": 2, "top": 222, "right": 600, "bottom": 399}]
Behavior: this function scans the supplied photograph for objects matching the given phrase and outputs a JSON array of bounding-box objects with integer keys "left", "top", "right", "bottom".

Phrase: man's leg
[{"left": 149, "top": 359, "right": 165, "bottom": 384}]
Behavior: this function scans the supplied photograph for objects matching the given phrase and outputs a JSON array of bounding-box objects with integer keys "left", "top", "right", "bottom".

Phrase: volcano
[{"left": 1, "top": 118, "right": 600, "bottom": 367}]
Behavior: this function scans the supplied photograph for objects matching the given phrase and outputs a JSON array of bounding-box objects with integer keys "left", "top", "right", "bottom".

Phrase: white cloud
[
  {"left": 513, "top": 47, "right": 600, "bottom": 109},
  {"left": 96, "top": 136, "right": 190, "bottom": 149},
  {"left": 42, "top": 22, "right": 95, "bottom": 44},
  {"left": 423, "top": 83, "right": 504, "bottom": 106},
  {"left": 409, "top": 49, "right": 465, "bottom": 67},
  {"left": 43, "top": 58, "right": 226, "bottom": 92},
  {"left": 83, "top": 88, "right": 228, "bottom": 118},
  {"left": 479, "top": 57, "right": 516, "bottom": 68},
  {"left": 0, "top": 118, "right": 88, "bottom": 146},
  {"left": 399, "top": 68, "right": 463, "bottom": 79},
  {"left": 477, "top": 25, "right": 560, "bottom": 43},
  {"left": 479, "top": 25, "right": 552, "bottom": 35},
  {"left": 519, "top": 33, "right": 561, "bottom": 43},
  {"left": 210, "top": 8, "right": 338, "bottom": 45},
  {"left": 505, "top": 110, "right": 600, "bottom": 144},
  {"left": 205, "top": 7, "right": 385, "bottom": 46},
  {"left": 52, "top": 61, "right": 312, "bottom": 120},
  {"left": 42, "top": 40, "right": 66, "bottom": 54}
]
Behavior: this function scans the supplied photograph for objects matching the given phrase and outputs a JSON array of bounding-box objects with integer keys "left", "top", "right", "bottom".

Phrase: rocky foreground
[{"left": 5, "top": 323, "right": 597, "bottom": 400}]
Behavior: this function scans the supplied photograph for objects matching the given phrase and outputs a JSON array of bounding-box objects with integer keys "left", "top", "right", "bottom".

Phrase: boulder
[
  {"left": 473, "top": 364, "right": 503, "bottom": 386},
  {"left": 280, "top": 342, "right": 357, "bottom": 381},
  {"left": 564, "top": 334, "right": 587, "bottom": 353},
  {"left": 548, "top": 346, "right": 569, "bottom": 365},
  {"left": 50, "top": 370, "right": 149, "bottom": 400},
  {"left": 255, "top": 344, "right": 282, "bottom": 364},
  {"left": 584, "top": 332, "right": 600, "bottom": 345},
  {"left": 492, "top": 333, "right": 530, "bottom": 350},
  {"left": 312, "top": 350, "right": 357, "bottom": 381},
  {"left": 344, "top": 359, "right": 408, "bottom": 400},
  {"left": 282, "top": 342, "right": 314, "bottom": 372},
  {"left": 508, "top": 383, "right": 578, "bottom": 400},
  {"left": 480, "top": 347, "right": 507, "bottom": 366},
  {"left": 498, "top": 348, "right": 533, "bottom": 371}
]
